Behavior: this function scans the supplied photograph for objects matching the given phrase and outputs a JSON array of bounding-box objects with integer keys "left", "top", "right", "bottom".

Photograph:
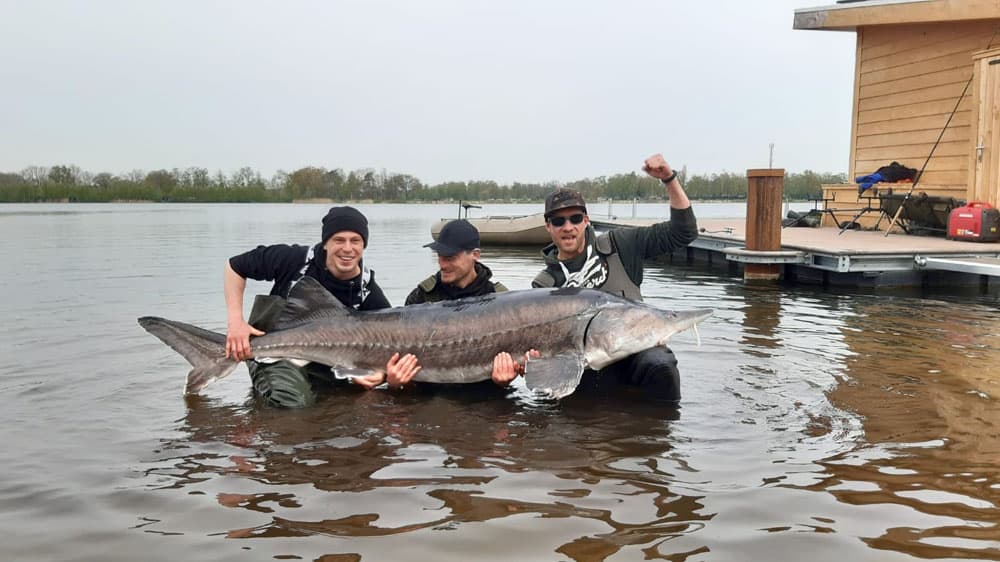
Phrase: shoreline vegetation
[{"left": 1, "top": 165, "right": 846, "bottom": 204}]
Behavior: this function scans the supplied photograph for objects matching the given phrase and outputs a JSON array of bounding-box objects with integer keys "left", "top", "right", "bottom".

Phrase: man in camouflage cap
[{"left": 533, "top": 153, "right": 698, "bottom": 402}]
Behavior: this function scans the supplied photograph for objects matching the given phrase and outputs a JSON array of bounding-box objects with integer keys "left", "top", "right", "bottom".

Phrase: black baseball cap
[
  {"left": 544, "top": 188, "right": 588, "bottom": 219},
  {"left": 425, "top": 220, "right": 480, "bottom": 256}
]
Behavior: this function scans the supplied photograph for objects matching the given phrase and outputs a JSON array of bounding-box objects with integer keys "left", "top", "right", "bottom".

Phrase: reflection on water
[
  {"left": 2, "top": 203, "right": 1000, "bottom": 561},
  {"left": 147, "top": 390, "right": 699, "bottom": 560},
  {"left": 817, "top": 297, "right": 1000, "bottom": 559}
]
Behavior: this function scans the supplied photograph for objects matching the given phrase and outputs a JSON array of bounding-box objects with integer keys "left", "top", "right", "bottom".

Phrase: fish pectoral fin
[
  {"left": 523, "top": 352, "right": 586, "bottom": 400},
  {"left": 332, "top": 366, "right": 383, "bottom": 383}
]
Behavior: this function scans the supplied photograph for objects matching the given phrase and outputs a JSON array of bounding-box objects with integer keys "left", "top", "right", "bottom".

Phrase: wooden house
[{"left": 794, "top": 0, "right": 1000, "bottom": 229}]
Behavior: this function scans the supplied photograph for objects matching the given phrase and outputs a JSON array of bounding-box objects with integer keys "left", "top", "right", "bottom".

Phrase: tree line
[{"left": 0, "top": 164, "right": 846, "bottom": 204}]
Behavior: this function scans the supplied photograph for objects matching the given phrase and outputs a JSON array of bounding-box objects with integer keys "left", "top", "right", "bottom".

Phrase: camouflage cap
[{"left": 544, "top": 188, "right": 588, "bottom": 219}]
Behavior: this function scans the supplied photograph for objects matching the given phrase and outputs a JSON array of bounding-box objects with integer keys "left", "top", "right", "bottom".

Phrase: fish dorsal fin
[
  {"left": 273, "top": 275, "right": 351, "bottom": 330},
  {"left": 523, "top": 351, "right": 587, "bottom": 400}
]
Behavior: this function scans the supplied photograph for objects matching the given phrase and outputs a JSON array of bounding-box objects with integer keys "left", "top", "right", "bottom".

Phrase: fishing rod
[{"left": 883, "top": 28, "right": 1000, "bottom": 236}]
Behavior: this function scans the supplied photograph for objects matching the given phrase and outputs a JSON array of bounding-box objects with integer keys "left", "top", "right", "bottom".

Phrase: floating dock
[
  {"left": 593, "top": 217, "right": 1000, "bottom": 289},
  {"left": 431, "top": 208, "right": 1000, "bottom": 288}
]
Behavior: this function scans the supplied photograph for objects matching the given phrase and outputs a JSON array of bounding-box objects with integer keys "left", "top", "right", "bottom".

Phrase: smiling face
[
  {"left": 545, "top": 207, "right": 589, "bottom": 260},
  {"left": 323, "top": 231, "right": 365, "bottom": 280},
  {"left": 438, "top": 249, "right": 480, "bottom": 288}
]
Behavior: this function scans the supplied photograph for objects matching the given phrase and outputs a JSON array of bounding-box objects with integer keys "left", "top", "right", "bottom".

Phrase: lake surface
[{"left": 2, "top": 202, "right": 999, "bottom": 561}]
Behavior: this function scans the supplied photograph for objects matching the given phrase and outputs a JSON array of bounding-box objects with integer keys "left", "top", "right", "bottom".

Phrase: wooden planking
[
  {"left": 859, "top": 50, "right": 973, "bottom": 88},
  {"left": 967, "top": 57, "right": 983, "bottom": 202},
  {"left": 989, "top": 59, "right": 1000, "bottom": 207},
  {"left": 856, "top": 110, "right": 970, "bottom": 136},
  {"left": 855, "top": 140, "right": 969, "bottom": 161},
  {"left": 796, "top": 2, "right": 1000, "bottom": 31},
  {"left": 858, "top": 80, "right": 970, "bottom": 112},
  {"left": 855, "top": 156, "right": 968, "bottom": 174},
  {"left": 900, "top": 170, "right": 968, "bottom": 185},
  {"left": 860, "top": 20, "right": 997, "bottom": 62},
  {"left": 860, "top": 20, "right": 982, "bottom": 50},
  {"left": 971, "top": 52, "right": 1000, "bottom": 206},
  {"left": 857, "top": 96, "right": 972, "bottom": 124},
  {"left": 849, "top": 30, "right": 864, "bottom": 179},
  {"left": 861, "top": 32, "right": 994, "bottom": 74},
  {"left": 860, "top": 66, "right": 972, "bottom": 99},
  {"left": 843, "top": 19, "right": 1000, "bottom": 191},
  {"left": 855, "top": 126, "right": 970, "bottom": 149},
  {"left": 972, "top": 56, "right": 990, "bottom": 202}
]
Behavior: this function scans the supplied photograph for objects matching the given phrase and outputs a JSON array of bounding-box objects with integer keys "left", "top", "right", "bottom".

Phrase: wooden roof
[{"left": 795, "top": 0, "right": 1000, "bottom": 31}]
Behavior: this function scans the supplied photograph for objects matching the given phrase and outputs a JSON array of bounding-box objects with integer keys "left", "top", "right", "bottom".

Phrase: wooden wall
[{"left": 852, "top": 20, "right": 1000, "bottom": 191}]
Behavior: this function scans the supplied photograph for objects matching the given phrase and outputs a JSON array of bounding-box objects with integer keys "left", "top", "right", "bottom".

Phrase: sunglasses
[{"left": 547, "top": 213, "right": 585, "bottom": 227}]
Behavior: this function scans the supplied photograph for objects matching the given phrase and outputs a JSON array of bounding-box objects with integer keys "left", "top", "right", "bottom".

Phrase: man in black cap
[
  {"left": 405, "top": 220, "right": 507, "bottom": 304},
  {"left": 533, "top": 153, "right": 699, "bottom": 402},
  {"left": 224, "top": 206, "right": 419, "bottom": 408},
  {"left": 406, "top": 220, "right": 533, "bottom": 387}
]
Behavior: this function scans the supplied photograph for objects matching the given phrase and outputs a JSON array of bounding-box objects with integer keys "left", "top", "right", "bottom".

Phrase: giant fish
[{"left": 139, "top": 276, "right": 711, "bottom": 399}]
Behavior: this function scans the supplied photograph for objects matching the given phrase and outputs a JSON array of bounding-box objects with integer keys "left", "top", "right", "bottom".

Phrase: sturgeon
[{"left": 138, "top": 276, "right": 711, "bottom": 399}]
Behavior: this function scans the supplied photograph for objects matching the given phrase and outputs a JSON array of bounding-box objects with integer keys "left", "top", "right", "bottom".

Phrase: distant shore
[{"left": 0, "top": 196, "right": 824, "bottom": 205}]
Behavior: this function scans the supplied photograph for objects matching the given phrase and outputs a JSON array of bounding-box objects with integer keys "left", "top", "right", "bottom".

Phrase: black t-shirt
[{"left": 229, "top": 243, "right": 390, "bottom": 310}]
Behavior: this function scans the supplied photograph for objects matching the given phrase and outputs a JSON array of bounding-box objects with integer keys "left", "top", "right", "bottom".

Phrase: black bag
[{"left": 874, "top": 161, "right": 918, "bottom": 183}]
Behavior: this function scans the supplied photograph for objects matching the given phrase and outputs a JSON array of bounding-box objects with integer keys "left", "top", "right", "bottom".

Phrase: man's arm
[
  {"left": 607, "top": 154, "right": 698, "bottom": 284},
  {"left": 224, "top": 260, "right": 265, "bottom": 361}
]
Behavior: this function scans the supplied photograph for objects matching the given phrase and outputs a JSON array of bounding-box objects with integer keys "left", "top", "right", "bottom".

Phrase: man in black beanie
[{"left": 224, "top": 206, "right": 419, "bottom": 408}]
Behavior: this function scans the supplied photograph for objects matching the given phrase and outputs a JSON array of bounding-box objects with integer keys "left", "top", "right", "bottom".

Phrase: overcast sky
[{"left": 0, "top": 1, "right": 855, "bottom": 184}]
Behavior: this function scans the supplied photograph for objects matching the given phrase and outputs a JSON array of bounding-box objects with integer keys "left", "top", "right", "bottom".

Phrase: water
[{"left": 2, "top": 202, "right": 999, "bottom": 561}]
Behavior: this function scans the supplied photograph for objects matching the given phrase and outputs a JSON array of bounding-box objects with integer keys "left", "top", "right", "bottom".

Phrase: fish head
[{"left": 583, "top": 302, "right": 712, "bottom": 370}]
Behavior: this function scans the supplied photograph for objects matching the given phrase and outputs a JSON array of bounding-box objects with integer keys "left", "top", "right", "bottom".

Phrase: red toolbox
[{"left": 947, "top": 202, "right": 1000, "bottom": 242}]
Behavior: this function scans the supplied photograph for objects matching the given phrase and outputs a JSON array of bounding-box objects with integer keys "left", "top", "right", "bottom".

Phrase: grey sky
[{"left": 0, "top": 1, "right": 855, "bottom": 184}]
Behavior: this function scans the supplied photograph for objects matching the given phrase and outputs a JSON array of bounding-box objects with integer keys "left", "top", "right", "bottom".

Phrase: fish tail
[{"left": 137, "top": 316, "right": 239, "bottom": 394}]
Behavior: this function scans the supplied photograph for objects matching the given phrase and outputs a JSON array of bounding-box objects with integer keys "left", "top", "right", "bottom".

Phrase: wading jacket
[
  {"left": 229, "top": 243, "right": 391, "bottom": 311},
  {"left": 532, "top": 207, "right": 698, "bottom": 301},
  {"left": 405, "top": 262, "right": 507, "bottom": 305}
]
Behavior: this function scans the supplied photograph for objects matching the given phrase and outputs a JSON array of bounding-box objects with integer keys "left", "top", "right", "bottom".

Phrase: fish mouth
[{"left": 658, "top": 308, "right": 713, "bottom": 345}]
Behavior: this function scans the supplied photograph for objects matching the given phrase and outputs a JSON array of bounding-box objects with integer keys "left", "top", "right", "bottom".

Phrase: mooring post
[{"left": 744, "top": 168, "right": 785, "bottom": 282}]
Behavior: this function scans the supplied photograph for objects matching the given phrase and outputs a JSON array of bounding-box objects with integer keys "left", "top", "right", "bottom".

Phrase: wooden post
[{"left": 745, "top": 169, "right": 785, "bottom": 282}]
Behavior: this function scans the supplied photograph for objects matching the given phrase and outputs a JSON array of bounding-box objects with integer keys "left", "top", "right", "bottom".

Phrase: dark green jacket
[{"left": 405, "top": 262, "right": 508, "bottom": 305}]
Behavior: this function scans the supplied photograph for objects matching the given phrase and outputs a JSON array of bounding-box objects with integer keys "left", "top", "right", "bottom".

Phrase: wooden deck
[{"left": 702, "top": 218, "right": 1000, "bottom": 255}]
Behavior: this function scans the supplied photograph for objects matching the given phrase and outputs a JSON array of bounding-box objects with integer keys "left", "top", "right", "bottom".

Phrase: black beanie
[{"left": 321, "top": 206, "right": 369, "bottom": 247}]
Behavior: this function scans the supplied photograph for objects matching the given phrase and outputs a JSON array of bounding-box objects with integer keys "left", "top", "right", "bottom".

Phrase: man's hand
[
  {"left": 492, "top": 349, "right": 540, "bottom": 386},
  {"left": 642, "top": 153, "right": 674, "bottom": 181},
  {"left": 352, "top": 371, "right": 388, "bottom": 390},
  {"left": 385, "top": 352, "right": 421, "bottom": 388},
  {"left": 643, "top": 152, "right": 690, "bottom": 208},
  {"left": 225, "top": 319, "right": 265, "bottom": 361}
]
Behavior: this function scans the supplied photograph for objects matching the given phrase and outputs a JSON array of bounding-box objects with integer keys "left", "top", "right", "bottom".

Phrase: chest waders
[
  {"left": 533, "top": 234, "right": 641, "bottom": 300},
  {"left": 537, "top": 234, "right": 681, "bottom": 402},
  {"left": 246, "top": 248, "right": 344, "bottom": 408}
]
